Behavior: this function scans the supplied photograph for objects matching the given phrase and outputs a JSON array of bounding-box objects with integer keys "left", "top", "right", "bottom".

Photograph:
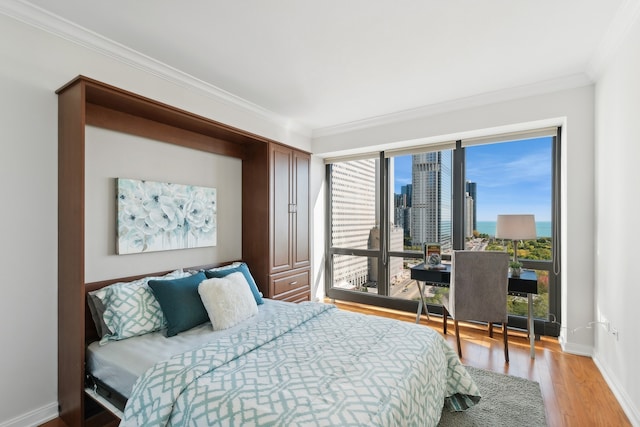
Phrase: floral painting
[{"left": 116, "top": 178, "right": 217, "bottom": 254}]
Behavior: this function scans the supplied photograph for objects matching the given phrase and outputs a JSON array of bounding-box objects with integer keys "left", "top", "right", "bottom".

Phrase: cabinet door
[
  {"left": 270, "top": 144, "right": 293, "bottom": 273},
  {"left": 292, "top": 151, "right": 310, "bottom": 269}
]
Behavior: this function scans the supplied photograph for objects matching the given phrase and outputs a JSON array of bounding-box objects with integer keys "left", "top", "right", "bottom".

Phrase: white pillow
[{"left": 198, "top": 272, "right": 258, "bottom": 331}]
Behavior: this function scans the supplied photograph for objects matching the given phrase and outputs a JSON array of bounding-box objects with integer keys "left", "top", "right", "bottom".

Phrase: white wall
[
  {"left": 309, "top": 155, "right": 326, "bottom": 302},
  {"left": 593, "top": 14, "right": 640, "bottom": 425},
  {"left": 85, "top": 127, "right": 243, "bottom": 282},
  {"left": 0, "top": 13, "right": 310, "bottom": 427}
]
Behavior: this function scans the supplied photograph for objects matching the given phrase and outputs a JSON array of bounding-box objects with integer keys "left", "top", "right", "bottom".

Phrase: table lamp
[{"left": 495, "top": 214, "right": 536, "bottom": 263}]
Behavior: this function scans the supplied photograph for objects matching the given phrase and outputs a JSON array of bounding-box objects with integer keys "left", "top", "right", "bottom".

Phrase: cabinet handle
[{"left": 289, "top": 281, "right": 298, "bottom": 285}]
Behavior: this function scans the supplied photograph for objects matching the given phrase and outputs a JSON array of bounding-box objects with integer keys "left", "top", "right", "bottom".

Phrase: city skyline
[{"left": 393, "top": 137, "right": 552, "bottom": 222}]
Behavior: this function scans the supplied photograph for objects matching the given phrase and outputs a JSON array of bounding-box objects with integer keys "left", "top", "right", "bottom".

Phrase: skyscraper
[
  {"left": 330, "top": 159, "right": 377, "bottom": 288},
  {"left": 330, "top": 159, "right": 403, "bottom": 290},
  {"left": 394, "top": 184, "right": 413, "bottom": 237},
  {"left": 394, "top": 193, "right": 406, "bottom": 230},
  {"left": 401, "top": 184, "right": 412, "bottom": 207},
  {"left": 411, "top": 151, "right": 453, "bottom": 250},
  {"left": 465, "top": 191, "right": 474, "bottom": 238},
  {"left": 466, "top": 180, "right": 477, "bottom": 232}
]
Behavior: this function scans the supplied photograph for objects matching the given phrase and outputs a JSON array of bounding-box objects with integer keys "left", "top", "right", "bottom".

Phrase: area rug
[{"left": 438, "top": 366, "right": 547, "bottom": 427}]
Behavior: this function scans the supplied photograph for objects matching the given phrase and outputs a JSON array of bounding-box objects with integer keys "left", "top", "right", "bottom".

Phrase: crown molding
[
  {"left": 312, "top": 73, "right": 592, "bottom": 139},
  {"left": 4, "top": 0, "right": 630, "bottom": 141},
  {"left": 586, "top": 0, "right": 640, "bottom": 80},
  {"left": 0, "top": 0, "right": 312, "bottom": 138}
]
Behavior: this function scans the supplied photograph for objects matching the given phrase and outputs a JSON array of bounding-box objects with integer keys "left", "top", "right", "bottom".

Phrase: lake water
[{"left": 476, "top": 221, "right": 552, "bottom": 238}]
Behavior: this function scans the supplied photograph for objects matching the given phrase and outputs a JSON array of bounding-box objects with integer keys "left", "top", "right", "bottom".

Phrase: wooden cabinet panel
[
  {"left": 270, "top": 145, "right": 293, "bottom": 273},
  {"left": 271, "top": 269, "right": 310, "bottom": 301},
  {"left": 293, "top": 151, "right": 310, "bottom": 270},
  {"left": 278, "top": 289, "right": 311, "bottom": 303}
]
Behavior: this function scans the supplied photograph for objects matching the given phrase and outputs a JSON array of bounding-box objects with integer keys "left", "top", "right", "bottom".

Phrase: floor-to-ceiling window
[
  {"left": 328, "top": 157, "right": 381, "bottom": 295},
  {"left": 325, "top": 129, "right": 561, "bottom": 336},
  {"left": 464, "top": 136, "right": 555, "bottom": 330}
]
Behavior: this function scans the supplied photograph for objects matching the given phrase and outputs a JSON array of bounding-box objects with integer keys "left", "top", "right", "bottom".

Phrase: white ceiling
[{"left": 16, "top": 1, "right": 632, "bottom": 131}]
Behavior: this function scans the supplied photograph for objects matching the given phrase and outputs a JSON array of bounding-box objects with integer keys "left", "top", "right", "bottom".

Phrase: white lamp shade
[{"left": 495, "top": 214, "right": 536, "bottom": 240}]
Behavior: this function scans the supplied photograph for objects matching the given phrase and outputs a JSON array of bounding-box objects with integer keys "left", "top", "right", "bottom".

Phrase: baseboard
[
  {"left": 593, "top": 354, "right": 640, "bottom": 427},
  {"left": 558, "top": 334, "right": 593, "bottom": 356},
  {"left": 0, "top": 402, "right": 58, "bottom": 427}
]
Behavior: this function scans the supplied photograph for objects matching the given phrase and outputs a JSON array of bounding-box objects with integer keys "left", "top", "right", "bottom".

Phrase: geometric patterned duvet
[{"left": 120, "top": 302, "right": 480, "bottom": 427}]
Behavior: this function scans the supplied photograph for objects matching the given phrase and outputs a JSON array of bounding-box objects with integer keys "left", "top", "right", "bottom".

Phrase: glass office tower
[{"left": 410, "top": 151, "right": 452, "bottom": 251}]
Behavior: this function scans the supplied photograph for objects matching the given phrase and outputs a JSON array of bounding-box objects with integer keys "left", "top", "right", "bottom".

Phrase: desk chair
[{"left": 442, "top": 250, "right": 510, "bottom": 362}]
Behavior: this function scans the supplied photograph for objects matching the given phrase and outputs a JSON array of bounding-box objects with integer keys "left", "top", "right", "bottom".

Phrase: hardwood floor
[{"left": 40, "top": 300, "right": 631, "bottom": 427}]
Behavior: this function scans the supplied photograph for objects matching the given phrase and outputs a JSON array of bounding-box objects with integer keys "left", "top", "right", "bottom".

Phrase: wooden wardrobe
[
  {"left": 57, "top": 76, "right": 310, "bottom": 426},
  {"left": 243, "top": 143, "right": 311, "bottom": 302}
]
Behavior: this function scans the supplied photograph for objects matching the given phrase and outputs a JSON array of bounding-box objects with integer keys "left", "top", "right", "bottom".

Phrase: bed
[{"left": 84, "top": 263, "right": 481, "bottom": 426}]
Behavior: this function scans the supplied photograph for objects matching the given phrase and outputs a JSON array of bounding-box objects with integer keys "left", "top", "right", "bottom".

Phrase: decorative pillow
[
  {"left": 87, "top": 288, "right": 111, "bottom": 338},
  {"left": 148, "top": 272, "right": 208, "bottom": 337},
  {"left": 204, "top": 262, "right": 264, "bottom": 305},
  {"left": 208, "top": 262, "right": 241, "bottom": 272},
  {"left": 198, "top": 272, "right": 259, "bottom": 331},
  {"left": 97, "top": 269, "right": 190, "bottom": 344},
  {"left": 186, "top": 262, "right": 241, "bottom": 276}
]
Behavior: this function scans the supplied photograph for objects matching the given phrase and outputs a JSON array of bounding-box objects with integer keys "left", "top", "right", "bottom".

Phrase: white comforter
[{"left": 120, "top": 302, "right": 480, "bottom": 427}]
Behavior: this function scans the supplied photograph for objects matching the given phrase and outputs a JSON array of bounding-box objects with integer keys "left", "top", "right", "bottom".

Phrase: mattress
[{"left": 86, "top": 298, "right": 291, "bottom": 399}]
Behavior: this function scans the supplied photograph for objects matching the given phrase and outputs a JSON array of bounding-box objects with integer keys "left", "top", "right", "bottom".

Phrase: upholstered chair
[{"left": 442, "top": 250, "right": 510, "bottom": 362}]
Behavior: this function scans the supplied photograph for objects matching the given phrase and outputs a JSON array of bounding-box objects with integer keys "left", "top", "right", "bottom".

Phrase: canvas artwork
[{"left": 117, "top": 178, "right": 217, "bottom": 254}]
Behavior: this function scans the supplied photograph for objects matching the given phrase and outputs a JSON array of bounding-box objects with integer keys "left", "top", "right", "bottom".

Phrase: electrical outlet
[{"left": 611, "top": 326, "right": 619, "bottom": 341}]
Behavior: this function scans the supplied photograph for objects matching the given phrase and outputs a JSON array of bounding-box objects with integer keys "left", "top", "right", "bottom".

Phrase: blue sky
[{"left": 394, "top": 137, "right": 552, "bottom": 221}]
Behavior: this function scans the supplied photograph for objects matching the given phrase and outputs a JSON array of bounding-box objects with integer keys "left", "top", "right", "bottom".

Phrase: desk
[{"left": 410, "top": 263, "right": 538, "bottom": 359}]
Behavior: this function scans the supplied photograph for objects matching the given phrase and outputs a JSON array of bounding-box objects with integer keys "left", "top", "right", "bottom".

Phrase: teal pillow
[
  {"left": 204, "top": 263, "right": 264, "bottom": 305},
  {"left": 148, "top": 272, "right": 208, "bottom": 337}
]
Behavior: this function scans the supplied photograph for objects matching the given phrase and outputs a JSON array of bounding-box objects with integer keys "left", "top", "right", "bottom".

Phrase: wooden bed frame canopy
[{"left": 58, "top": 76, "right": 310, "bottom": 426}]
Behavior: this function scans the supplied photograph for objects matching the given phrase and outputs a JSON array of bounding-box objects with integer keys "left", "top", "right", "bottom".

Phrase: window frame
[{"left": 325, "top": 130, "right": 561, "bottom": 337}]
